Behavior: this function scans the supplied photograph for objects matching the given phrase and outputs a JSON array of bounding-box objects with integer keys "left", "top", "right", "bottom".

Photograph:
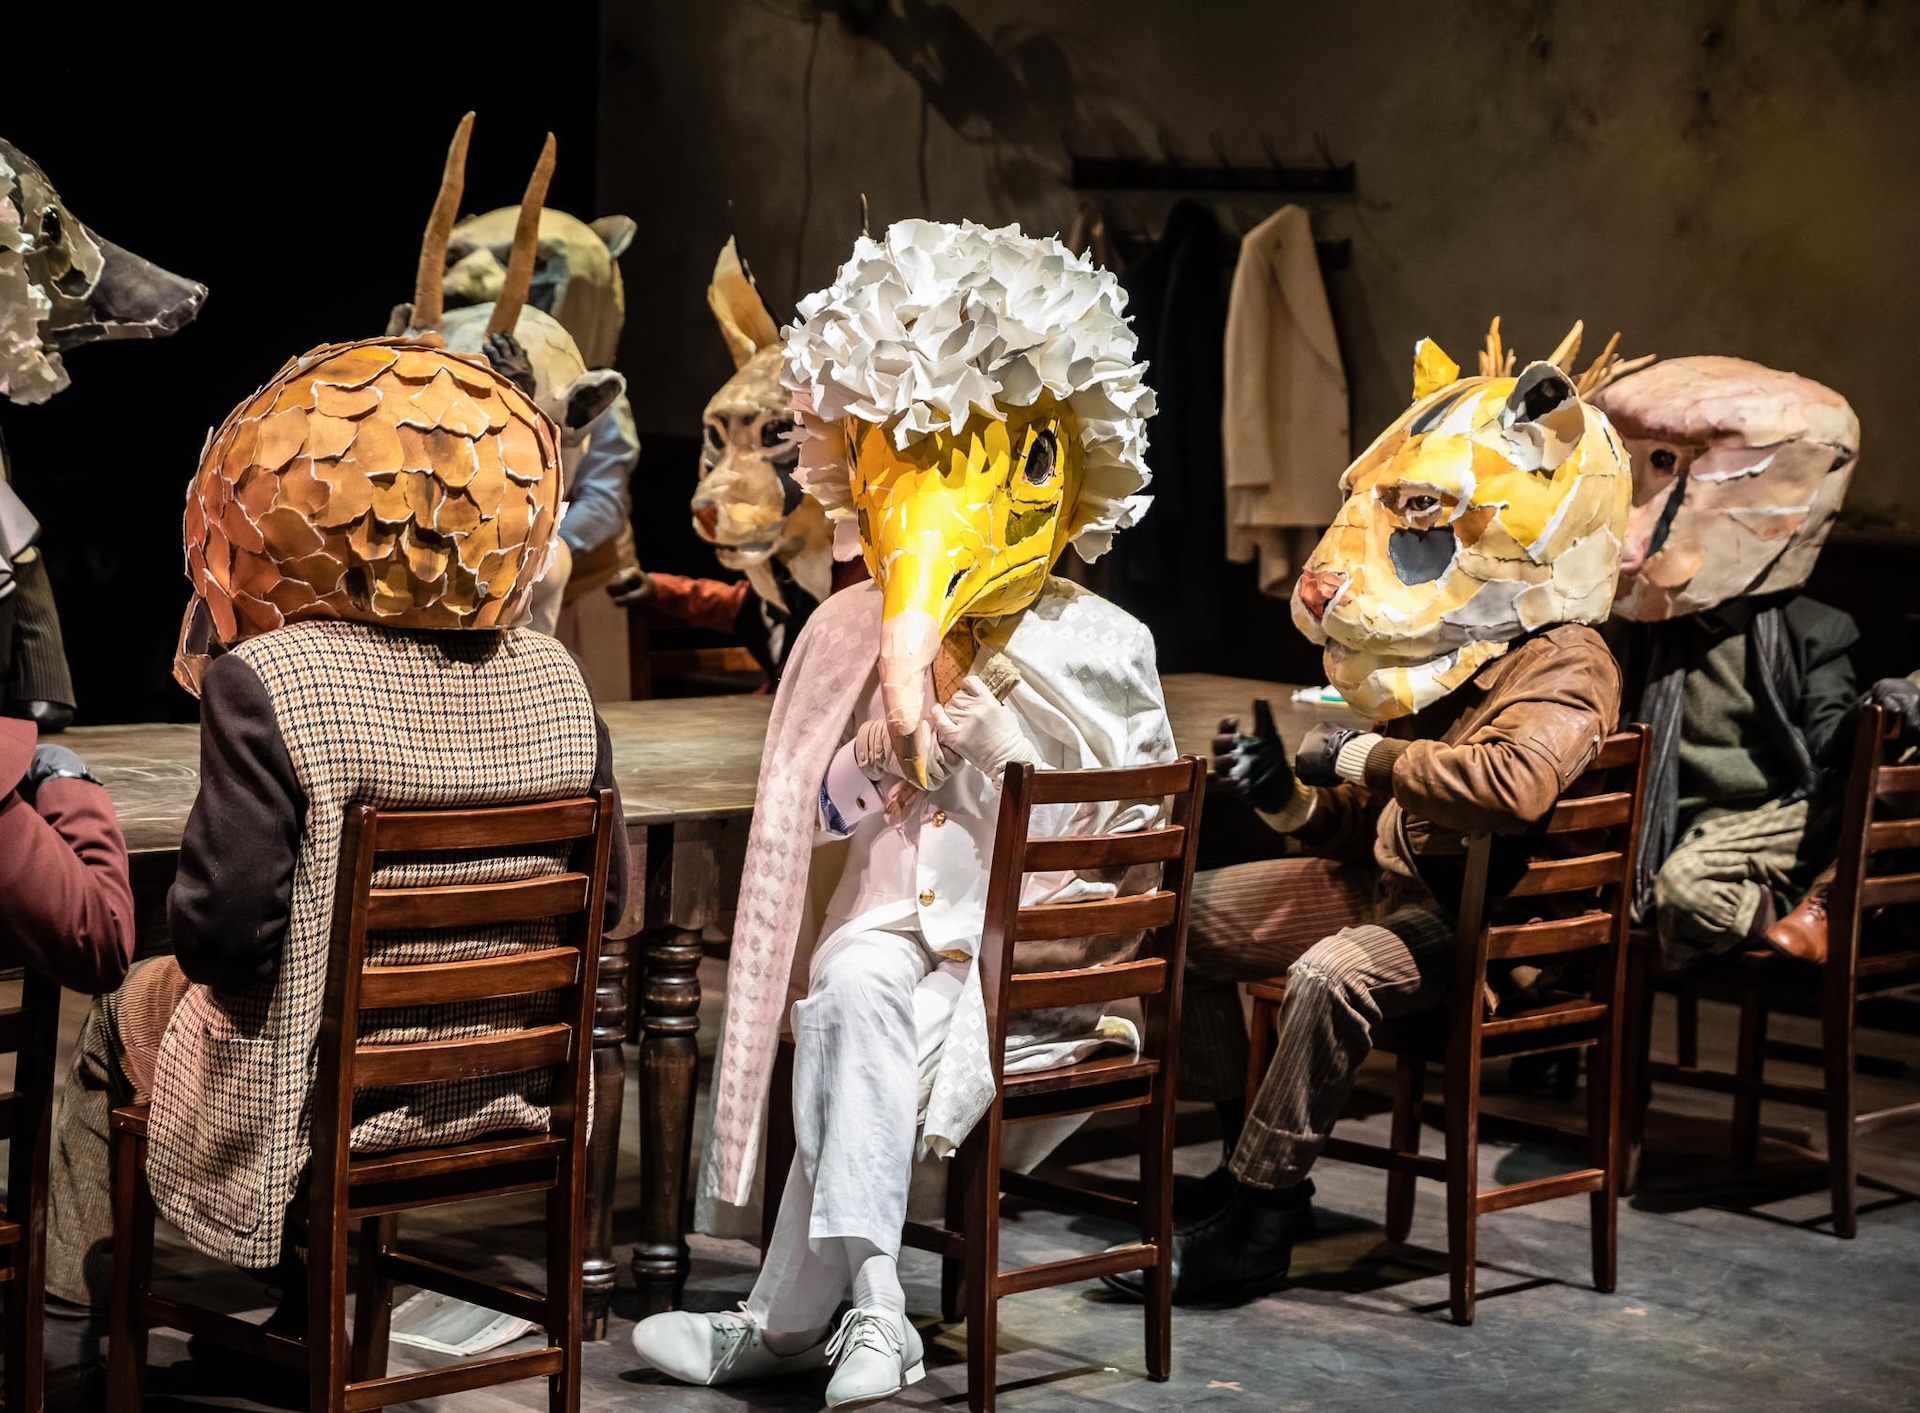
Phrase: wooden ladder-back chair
[
  {"left": 107, "top": 791, "right": 615, "bottom": 1413},
  {"left": 0, "top": 970, "right": 61, "bottom": 1413},
  {"left": 1245, "top": 727, "right": 1648, "bottom": 1325},
  {"left": 765, "top": 756, "right": 1207, "bottom": 1413},
  {"left": 1625, "top": 701, "right": 1920, "bottom": 1236}
]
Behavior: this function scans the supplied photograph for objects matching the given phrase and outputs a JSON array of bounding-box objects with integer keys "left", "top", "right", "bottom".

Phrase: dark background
[
  {"left": 0, "top": 15, "right": 600, "bottom": 723},
  {"left": 4, "top": 3, "right": 1917, "bottom": 725}
]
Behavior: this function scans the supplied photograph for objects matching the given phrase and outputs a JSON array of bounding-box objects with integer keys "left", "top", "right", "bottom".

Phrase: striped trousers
[
  {"left": 1177, "top": 856, "right": 1456, "bottom": 1190},
  {"left": 0, "top": 550, "right": 76, "bottom": 709}
]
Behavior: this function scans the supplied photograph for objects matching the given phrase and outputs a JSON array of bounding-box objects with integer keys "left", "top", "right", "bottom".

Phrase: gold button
[
  {"left": 932, "top": 810, "right": 948, "bottom": 827},
  {"left": 919, "top": 888, "right": 936, "bottom": 906}
]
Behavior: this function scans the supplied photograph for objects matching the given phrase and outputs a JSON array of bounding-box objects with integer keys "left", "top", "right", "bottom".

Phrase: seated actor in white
[{"left": 632, "top": 219, "right": 1165, "bottom": 1408}]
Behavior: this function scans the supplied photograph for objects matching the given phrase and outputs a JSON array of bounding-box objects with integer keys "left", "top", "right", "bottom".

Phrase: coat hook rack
[{"left": 1069, "top": 133, "right": 1355, "bottom": 195}]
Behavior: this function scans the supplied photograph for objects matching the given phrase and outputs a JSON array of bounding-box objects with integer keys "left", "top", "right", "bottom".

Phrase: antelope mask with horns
[{"left": 387, "top": 114, "right": 625, "bottom": 484}]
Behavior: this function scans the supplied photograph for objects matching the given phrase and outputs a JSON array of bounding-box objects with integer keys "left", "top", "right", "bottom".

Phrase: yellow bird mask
[{"left": 784, "top": 220, "right": 1155, "bottom": 781}]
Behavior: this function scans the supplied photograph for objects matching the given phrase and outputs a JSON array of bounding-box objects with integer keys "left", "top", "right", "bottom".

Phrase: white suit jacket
[{"left": 705, "top": 577, "right": 1173, "bottom": 1207}]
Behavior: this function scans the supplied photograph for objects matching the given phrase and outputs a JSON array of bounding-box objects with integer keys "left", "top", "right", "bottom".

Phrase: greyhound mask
[{"left": 0, "top": 138, "right": 205, "bottom": 405}]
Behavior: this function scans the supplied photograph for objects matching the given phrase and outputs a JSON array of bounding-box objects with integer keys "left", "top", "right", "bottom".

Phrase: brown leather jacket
[{"left": 1298, "top": 623, "right": 1623, "bottom": 907}]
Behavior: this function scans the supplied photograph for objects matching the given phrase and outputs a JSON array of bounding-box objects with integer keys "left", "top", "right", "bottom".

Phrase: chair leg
[
  {"left": 7, "top": 1185, "right": 45, "bottom": 1413},
  {"left": 1730, "top": 989, "right": 1769, "bottom": 1176},
  {"left": 1138, "top": 1088, "right": 1174, "bottom": 1382},
  {"left": 1620, "top": 944, "right": 1653, "bottom": 1197},
  {"left": 1444, "top": 1048, "right": 1480, "bottom": 1327},
  {"left": 1385, "top": 1055, "right": 1423, "bottom": 1243},
  {"left": 106, "top": 1129, "right": 152, "bottom": 1413},
  {"left": 961, "top": 1121, "right": 1002, "bottom": 1413},
  {"left": 307, "top": 1192, "right": 350, "bottom": 1413},
  {"left": 762, "top": 1039, "right": 796, "bottom": 1256},
  {"left": 349, "top": 1214, "right": 397, "bottom": 1383},
  {"left": 1822, "top": 974, "right": 1859, "bottom": 1239},
  {"left": 547, "top": 1152, "right": 584, "bottom": 1413},
  {"left": 1588, "top": 1033, "right": 1621, "bottom": 1295},
  {"left": 941, "top": 1148, "right": 966, "bottom": 1325},
  {"left": 1676, "top": 985, "right": 1700, "bottom": 1069}
]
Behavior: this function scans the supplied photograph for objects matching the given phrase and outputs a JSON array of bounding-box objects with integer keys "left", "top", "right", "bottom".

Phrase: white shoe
[
  {"left": 824, "top": 1307, "right": 926, "bottom": 1409},
  {"left": 630, "top": 1304, "right": 829, "bottom": 1387}
]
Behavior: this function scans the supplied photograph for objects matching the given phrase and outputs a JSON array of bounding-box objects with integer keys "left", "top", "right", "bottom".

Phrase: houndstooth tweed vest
[{"left": 147, "top": 621, "right": 599, "bottom": 1269}]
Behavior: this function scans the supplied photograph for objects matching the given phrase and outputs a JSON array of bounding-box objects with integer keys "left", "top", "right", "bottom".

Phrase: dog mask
[
  {"left": 1293, "top": 321, "right": 1637, "bottom": 721},
  {"left": 0, "top": 138, "right": 204, "bottom": 405},
  {"left": 1590, "top": 356, "right": 1858, "bottom": 622},
  {"left": 692, "top": 239, "right": 832, "bottom": 614}
]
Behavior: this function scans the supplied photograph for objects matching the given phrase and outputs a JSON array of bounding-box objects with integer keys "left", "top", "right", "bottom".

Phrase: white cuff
[
  {"left": 1334, "top": 732, "right": 1384, "bottom": 787},
  {"left": 820, "top": 740, "right": 883, "bottom": 835},
  {"left": 1256, "top": 776, "right": 1318, "bottom": 834}
]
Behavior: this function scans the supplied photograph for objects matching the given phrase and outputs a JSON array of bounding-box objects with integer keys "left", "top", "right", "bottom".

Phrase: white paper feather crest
[{"left": 781, "top": 219, "right": 1156, "bottom": 562}]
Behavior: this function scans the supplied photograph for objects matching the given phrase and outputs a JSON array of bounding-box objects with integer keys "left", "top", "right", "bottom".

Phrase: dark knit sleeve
[
  {"left": 593, "top": 713, "right": 631, "bottom": 934},
  {"left": 168, "top": 653, "right": 307, "bottom": 993}
]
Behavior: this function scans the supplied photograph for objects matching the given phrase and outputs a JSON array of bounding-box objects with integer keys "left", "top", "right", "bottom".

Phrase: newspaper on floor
[{"left": 388, "top": 1291, "right": 532, "bottom": 1357}]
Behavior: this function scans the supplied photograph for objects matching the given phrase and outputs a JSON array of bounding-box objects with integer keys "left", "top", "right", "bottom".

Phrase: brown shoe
[{"left": 1765, "top": 876, "right": 1831, "bottom": 965}]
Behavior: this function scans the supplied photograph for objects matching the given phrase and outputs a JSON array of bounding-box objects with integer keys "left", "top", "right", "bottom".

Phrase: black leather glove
[
  {"left": 605, "top": 565, "right": 654, "bottom": 607},
  {"left": 1209, "top": 699, "right": 1295, "bottom": 813},
  {"left": 1294, "top": 722, "right": 1362, "bottom": 787},
  {"left": 26, "top": 742, "right": 93, "bottom": 791},
  {"left": 1867, "top": 677, "right": 1920, "bottom": 738},
  {"left": 483, "top": 331, "right": 538, "bottom": 399}
]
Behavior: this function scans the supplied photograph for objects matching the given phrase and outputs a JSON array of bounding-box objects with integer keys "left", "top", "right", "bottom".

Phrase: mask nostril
[
  {"left": 945, "top": 569, "right": 967, "bottom": 599},
  {"left": 1388, "top": 526, "right": 1456, "bottom": 586}
]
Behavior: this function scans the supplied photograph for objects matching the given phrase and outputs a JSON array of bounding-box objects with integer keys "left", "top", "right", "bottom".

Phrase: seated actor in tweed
[
  {"left": 46, "top": 335, "right": 628, "bottom": 1310},
  {"left": 1106, "top": 328, "right": 1634, "bottom": 1305}
]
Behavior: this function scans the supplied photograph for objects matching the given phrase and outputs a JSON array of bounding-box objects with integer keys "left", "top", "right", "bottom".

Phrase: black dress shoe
[
  {"left": 1102, "top": 1179, "right": 1315, "bottom": 1306},
  {"left": 7, "top": 699, "right": 74, "bottom": 733},
  {"left": 1171, "top": 1165, "right": 1237, "bottom": 1223}
]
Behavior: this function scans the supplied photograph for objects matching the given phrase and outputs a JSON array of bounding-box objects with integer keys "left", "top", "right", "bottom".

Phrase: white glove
[
  {"left": 853, "top": 717, "right": 957, "bottom": 790},
  {"left": 930, "top": 675, "right": 1042, "bottom": 783}
]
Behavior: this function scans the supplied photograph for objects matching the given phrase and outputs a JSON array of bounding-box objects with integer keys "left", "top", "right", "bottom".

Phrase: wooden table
[{"left": 74, "top": 673, "right": 1346, "bottom": 1330}]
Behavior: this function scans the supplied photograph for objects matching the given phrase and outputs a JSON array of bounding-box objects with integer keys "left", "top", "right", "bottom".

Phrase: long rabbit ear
[
  {"left": 486, "top": 132, "right": 556, "bottom": 337},
  {"left": 706, "top": 237, "right": 780, "bottom": 368},
  {"left": 413, "top": 112, "right": 474, "bottom": 329}
]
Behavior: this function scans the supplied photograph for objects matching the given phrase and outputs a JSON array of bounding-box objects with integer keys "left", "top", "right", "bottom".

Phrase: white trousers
[{"left": 746, "top": 926, "right": 965, "bottom": 1338}]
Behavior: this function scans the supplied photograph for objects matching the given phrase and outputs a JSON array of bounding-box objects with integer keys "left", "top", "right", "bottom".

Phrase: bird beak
[{"left": 875, "top": 494, "right": 976, "bottom": 791}]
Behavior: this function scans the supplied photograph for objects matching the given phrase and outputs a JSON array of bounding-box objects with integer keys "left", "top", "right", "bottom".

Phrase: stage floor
[{"left": 40, "top": 976, "right": 1920, "bottom": 1412}]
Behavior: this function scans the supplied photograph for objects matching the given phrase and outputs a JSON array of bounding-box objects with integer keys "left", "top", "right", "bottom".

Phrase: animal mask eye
[
  {"left": 1508, "top": 365, "right": 1575, "bottom": 424},
  {"left": 1402, "top": 494, "right": 1439, "bottom": 515},
  {"left": 761, "top": 417, "right": 793, "bottom": 449},
  {"left": 1022, "top": 427, "right": 1058, "bottom": 485},
  {"left": 1649, "top": 448, "right": 1677, "bottom": 472},
  {"left": 39, "top": 206, "right": 62, "bottom": 245},
  {"left": 704, "top": 423, "right": 724, "bottom": 452}
]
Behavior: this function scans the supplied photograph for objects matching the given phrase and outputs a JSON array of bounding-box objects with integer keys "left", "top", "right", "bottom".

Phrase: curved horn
[
  {"left": 413, "top": 112, "right": 474, "bottom": 329},
  {"left": 487, "top": 132, "right": 557, "bottom": 337}
]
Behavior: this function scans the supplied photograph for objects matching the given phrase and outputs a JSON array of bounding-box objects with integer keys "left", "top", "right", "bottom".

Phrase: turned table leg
[
  {"left": 582, "top": 929, "right": 632, "bottom": 1340},
  {"left": 632, "top": 925, "right": 704, "bottom": 1317}
]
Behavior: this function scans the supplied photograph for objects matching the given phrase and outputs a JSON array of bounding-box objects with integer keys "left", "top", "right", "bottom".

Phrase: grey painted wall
[{"left": 599, "top": 0, "right": 1919, "bottom": 529}]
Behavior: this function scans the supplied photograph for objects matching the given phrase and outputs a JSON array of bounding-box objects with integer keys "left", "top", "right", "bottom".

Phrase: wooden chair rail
[
  {"left": 1021, "top": 826, "right": 1186, "bottom": 873},
  {"left": 357, "top": 947, "right": 581, "bottom": 1008},
  {"left": 363, "top": 872, "right": 590, "bottom": 930},
  {"left": 1506, "top": 851, "right": 1627, "bottom": 898},
  {"left": 995, "top": 1246, "right": 1157, "bottom": 1297},
  {"left": 352, "top": 1024, "right": 572, "bottom": 1089},
  {"left": 345, "top": 1133, "right": 563, "bottom": 1186},
  {"left": 1486, "top": 912, "right": 1614, "bottom": 960},
  {"left": 1007, "top": 957, "right": 1166, "bottom": 1011},
  {"left": 343, "top": 1347, "right": 566, "bottom": 1413},
  {"left": 368, "top": 797, "right": 603, "bottom": 852},
  {"left": 1476, "top": 1169, "right": 1604, "bottom": 1214},
  {"left": 1591, "top": 734, "right": 1644, "bottom": 771},
  {"left": 1858, "top": 872, "right": 1920, "bottom": 909},
  {"left": 1544, "top": 792, "right": 1634, "bottom": 833},
  {"left": 1877, "top": 763, "right": 1920, "bottom": 796},
  {"left": 1867, "top": 817, "right": 1920, "bottom": 850},
  {"left": 1015, "top": 890, "right": 1176, "bottom": 942},
  {"left": 1021, "top": 758, "right": 1197, "bottom": 803},
  {"left": 373, "top": 1248, "right": 548, "bottom": 1326}
]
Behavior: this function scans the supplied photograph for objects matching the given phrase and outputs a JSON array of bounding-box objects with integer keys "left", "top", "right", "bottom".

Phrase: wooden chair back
[
  {"left": 314, "top": 792, "right": 616, "bottom": 1169},
  {"left": 1829, "top": 702, "right": 1920, "bottom": 974},
  {"left": 0, "top": 969, "right": 60, "bottom": 1413},
  {"left": 976, "top": 757, "right": 1209, "bottom": 1075}
]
